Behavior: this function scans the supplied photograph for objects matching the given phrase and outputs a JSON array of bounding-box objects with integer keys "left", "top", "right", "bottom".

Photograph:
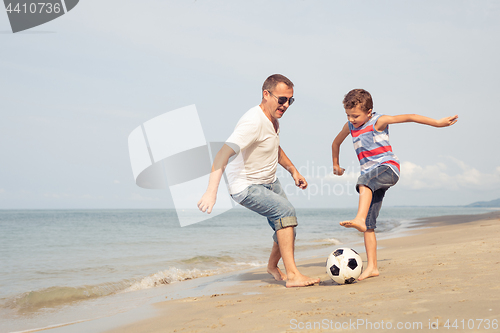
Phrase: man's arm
[
  {"left": 278, "top": 147, "right": 307, "bottom": 189},
  {"left": 375, "top": 114, "right": 458, "bottom": 132},
  {"left": 197, "top": 144, "right": 236, "bottom": 214},
  {"left": 332, "top": 122, "right": 350, "bottom": 176}
]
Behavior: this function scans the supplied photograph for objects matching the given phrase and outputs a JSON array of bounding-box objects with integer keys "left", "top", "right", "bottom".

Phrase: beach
[
  {"left": 98, "top": 211, "right": 500, "bottom": 333},
  {"left": 4, "top": 209, "right": 499, "bottom": 333}
]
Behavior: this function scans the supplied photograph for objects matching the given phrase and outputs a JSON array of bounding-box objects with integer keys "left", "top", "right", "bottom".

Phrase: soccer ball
[{"left": 326, "top": 248, "right": 363, "bottom": 284}]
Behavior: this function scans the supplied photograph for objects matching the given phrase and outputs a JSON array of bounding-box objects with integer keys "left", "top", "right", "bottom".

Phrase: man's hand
[
  {"left": 197, "top": 144, "right": 236, "bottom": 214},
  {"left": 333, "top": 165, "right": 345, "bottom": 176},
  {"left": 435, "top": 115, "right": 458, "bottom": 127},
  {"left": 292, "top": 172, "right": 308, "bottom": 189},
  {"left": 197, "top": 191, "right": 217, "bottom": 214}
]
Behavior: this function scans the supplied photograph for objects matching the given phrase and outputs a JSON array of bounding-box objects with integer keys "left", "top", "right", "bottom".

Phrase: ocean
[{"left": 0, "top": 207, "right": 494, "bottom": 332}]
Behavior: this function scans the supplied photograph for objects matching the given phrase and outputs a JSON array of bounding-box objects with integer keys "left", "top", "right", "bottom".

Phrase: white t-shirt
[{"left": 225, "top": 105, "right": 280, "bottom": 195}]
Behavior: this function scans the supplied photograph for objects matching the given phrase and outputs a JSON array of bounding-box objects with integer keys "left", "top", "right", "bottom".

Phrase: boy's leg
[
  {"left": 358, "top": 228, "right": 379, "bottom": 280},
  {"left": 339, "top": 166, "right": 397, "bottom": 279},
  {"left": 339, "top": 185, "right": 372, "bottom": 232},
  {"left": 358, "top": 189, "right": 386, "bottom": 280},
  {"left": 340, "top": 166, "right": 398, "bottom": 232}
]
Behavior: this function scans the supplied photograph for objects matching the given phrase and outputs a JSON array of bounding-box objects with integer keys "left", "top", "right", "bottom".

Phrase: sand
[{"left": 105, "top": 211, "right": 500, "bottom": 332}]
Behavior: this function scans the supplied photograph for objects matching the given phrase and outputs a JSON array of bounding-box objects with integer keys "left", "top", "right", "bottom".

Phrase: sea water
[{"left": 0, "top": 207, "right": 493, "bottom": 332}]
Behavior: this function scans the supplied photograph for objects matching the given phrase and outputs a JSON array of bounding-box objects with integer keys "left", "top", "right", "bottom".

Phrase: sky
[{"left": 1, "top": 0, "right": 499, "bottom": 209}]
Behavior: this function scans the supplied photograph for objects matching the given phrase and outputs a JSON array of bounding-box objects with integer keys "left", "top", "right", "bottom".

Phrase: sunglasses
[{"left": 267, "top": 90, "right": 295, "bottom": 106}]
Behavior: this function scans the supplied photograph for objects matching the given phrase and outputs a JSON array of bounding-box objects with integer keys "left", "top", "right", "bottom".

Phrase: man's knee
[
  {"left": 283, "top": 204, "right": 296, "bottom": 218},
  {"left": 270, "top": 214, "right": 298, "bottom": 237},
  {"left": 273, "top": 226, "right": 297, "bottom": 244}
]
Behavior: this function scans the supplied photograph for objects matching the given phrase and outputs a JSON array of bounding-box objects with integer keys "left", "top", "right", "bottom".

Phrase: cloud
[
  {"left": 304, "top": 156, "right": 500, "bottom": 193},
  {"left": 399, "top": 157, "right": 500, "bottom": 190}
]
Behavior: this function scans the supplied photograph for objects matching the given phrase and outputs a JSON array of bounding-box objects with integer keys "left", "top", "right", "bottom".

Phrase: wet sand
[{"left": 103, "top": 211, "right": 500, "bottom": 332}]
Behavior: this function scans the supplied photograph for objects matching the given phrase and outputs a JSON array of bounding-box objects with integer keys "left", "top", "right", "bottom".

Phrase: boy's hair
[
  {"left": 262, "top": 74, "right": 294, "bottom": 93},
  {"left": 343, "top": 89, "right": 373, "bottom": 113}
]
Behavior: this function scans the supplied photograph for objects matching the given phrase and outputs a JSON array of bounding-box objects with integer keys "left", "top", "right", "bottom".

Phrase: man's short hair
[
  {"left": 262, "top": 74, "right": 294, "bottom": 93},
  {"left": 343, "top": 89, "right": 373, "bottom": 112}
]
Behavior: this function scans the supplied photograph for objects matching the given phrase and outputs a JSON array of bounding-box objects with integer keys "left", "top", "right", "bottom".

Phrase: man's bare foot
[
  {"left": 267, "top": 266, "right": 287, "bottom": 281},
  {"left": 358, "top": 267, "right": 379, "bottom": 281},
  {"left": 285, "top": 273, "right": 320, "bottom": 288},
  {"left": 339, "top": 218, "right": 367, "bottom": 232}
]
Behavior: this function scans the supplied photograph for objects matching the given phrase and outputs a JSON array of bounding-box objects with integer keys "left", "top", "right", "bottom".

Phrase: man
[{"left": 198, "top": 74, "right": 320, "bottom": 288}]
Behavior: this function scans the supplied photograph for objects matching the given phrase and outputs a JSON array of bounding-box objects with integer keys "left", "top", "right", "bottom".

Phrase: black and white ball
[{"left": 326, "top": 248, "right": 363, "bottom": 284}]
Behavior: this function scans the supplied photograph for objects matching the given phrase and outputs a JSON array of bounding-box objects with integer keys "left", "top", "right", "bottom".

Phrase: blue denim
[
  {"left": 231, "top": 179, "right": 297, "bottom": 243},
  {"left": 356, "top": 165, "right": 399, "bottom": 230}
]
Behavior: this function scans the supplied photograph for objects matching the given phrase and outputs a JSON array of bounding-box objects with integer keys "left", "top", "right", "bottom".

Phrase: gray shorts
[{"left": 356, "top": 165, "right": 399, "bottom": 230}]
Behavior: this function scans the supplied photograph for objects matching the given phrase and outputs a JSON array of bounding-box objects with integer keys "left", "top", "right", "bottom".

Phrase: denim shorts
[
  {"left": 356, "top": 165, "right": 399, "bottom": 230},
  {"left": 231, "top": 179, "right": 297, "bottom": 243}
]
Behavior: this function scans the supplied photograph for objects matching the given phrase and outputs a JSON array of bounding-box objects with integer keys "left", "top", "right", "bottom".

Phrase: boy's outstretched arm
[
  {"left": 375, "top": 114, "right": 458, "bottom": 131},
  {"left": 197, "top": 144, "right": 236, "bottom": 214},
  {"left": 332, "top": 122, "right": 350, "bottom": 176}
]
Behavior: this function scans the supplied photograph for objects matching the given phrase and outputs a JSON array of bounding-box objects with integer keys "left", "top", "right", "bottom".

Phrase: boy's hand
[
  {"left": 197, "top": 191, "right": 217, "bottom": 214},
  {"left": 333, "top": 165, "right": 345, "bottom": 176},
  {"left": 436, "top": 115, "right": 458, "bottom": 127},
  {"left": 292, "top": 171, "right": 308, "bottom": 189}
]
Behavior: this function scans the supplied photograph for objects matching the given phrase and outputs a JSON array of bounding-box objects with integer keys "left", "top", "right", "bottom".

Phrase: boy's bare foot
[
  {"left": 358, "top": 267, "right": 379, "bottom": 281},
  {"left": 285, "top": 273, "right": 320, "bottom": 288},
  {"left": 267, "top": 266, "right": 287, "bottom": 281},
  {"left": 339, "top": 218, "right": 367, "bottom": 232}
]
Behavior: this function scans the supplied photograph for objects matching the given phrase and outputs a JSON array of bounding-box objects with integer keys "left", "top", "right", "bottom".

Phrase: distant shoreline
[{"left": 1, "top": 205, "right": 499, "bottom": 210}]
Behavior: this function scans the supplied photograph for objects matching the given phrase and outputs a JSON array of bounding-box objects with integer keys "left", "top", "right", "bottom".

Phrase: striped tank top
[{"left": 349, "top": 112, "right": 400, "bottom": 176}]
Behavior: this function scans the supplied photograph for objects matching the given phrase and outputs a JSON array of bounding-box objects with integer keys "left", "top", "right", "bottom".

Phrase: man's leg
[
  {"left": 232, "top": 181, "right": 319, "bottom": 287},
  {"left": 267, "top": 240, "right": 286, "bottom": 280},
  {"left": 276, "top": 226, "right": 320, "bottom": 288}
]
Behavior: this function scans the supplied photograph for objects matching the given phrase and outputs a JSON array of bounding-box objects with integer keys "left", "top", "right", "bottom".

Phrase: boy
[{"left": 332, "top": 89, "right": 458, "bottom": 281}]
